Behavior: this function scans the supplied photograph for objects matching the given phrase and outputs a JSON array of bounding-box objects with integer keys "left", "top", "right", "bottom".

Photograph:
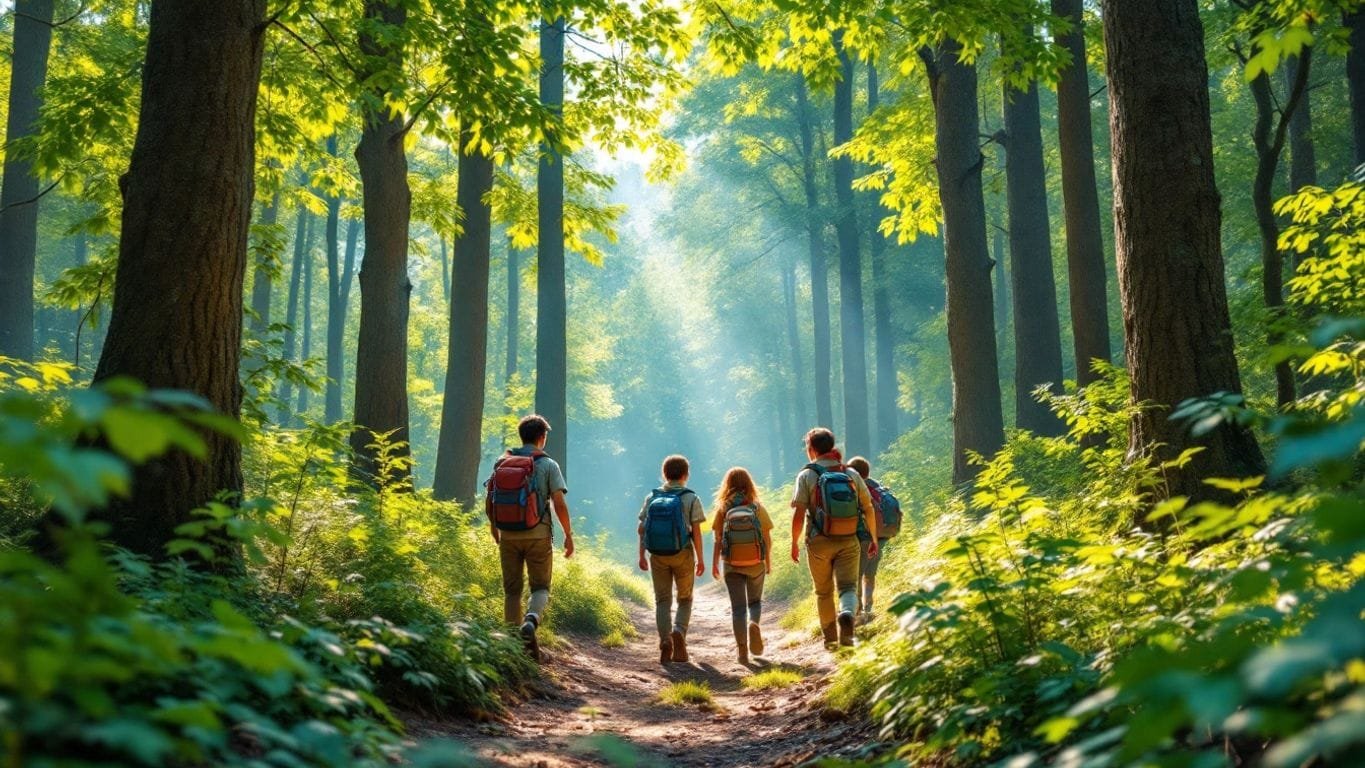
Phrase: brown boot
[
  {"left": 748, "top": 621, "right": 765, "bottom": 656},
  {"left": 659, "top": 637, "right": 672, "bottom": 664},
  {"left": 670, "top": 629, "right": 689, "bottom": 663},
  {"left": 822, "top": 622, "right": 838, "bottom": 647}
]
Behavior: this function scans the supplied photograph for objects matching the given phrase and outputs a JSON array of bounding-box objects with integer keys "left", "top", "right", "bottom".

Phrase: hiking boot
[
  {"left": 748, "top": 621, "right": 764, "bottom": 656},
  {"left": 821, "top": 622, "right": 838, "bottom": 647},
  {"left": 837, "top": 611, "right": 855, "bottom": 647},
  {"left": 659, "top": 638, "right": 673, "bottom": 664},
  {"left": 520, "top": 619, "right": 540, "bottom": 662},
  {"left": 670, "top": 629, "right": 689, "bottom": 663},
  {"left": 737, "top": 646, "right": 749, "bottom": 665}
]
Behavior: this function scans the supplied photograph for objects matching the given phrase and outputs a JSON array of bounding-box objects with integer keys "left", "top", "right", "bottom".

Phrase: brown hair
[
  {"left": 714, "top": 467, "right": 759, "bottom": 514},
  {"left": 662, "top": 454, "right": 690, "bottom": 482},
  {"left": 518, "top": 414, "right": 551, "bottom": 445},
  {"left": 805, "top": 427, "right": 836, "bottom": 455},
  {"left": 846, "top": 456, "right": 871, "bottom": 479}
]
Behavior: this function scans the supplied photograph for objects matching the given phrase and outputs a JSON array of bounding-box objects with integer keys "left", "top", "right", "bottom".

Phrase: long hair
[{"left": 714, "top": 466, "right": 759, "bottom": 516}]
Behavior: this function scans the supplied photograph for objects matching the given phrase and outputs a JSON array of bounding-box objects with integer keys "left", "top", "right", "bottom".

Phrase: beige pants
[
  {"left": 650, "top": 549, "right": 696, "bottom": 640},
  {"left": 500, "top": 537, "right": 553, "bottom": 625},
  {"left": 806, "top": 534, "right": 859, "bottom": 631}
]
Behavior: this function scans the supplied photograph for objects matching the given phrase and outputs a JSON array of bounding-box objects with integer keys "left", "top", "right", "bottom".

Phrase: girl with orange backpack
[{"left": 710, "top": 467, "right": 774, "bottom": 665}]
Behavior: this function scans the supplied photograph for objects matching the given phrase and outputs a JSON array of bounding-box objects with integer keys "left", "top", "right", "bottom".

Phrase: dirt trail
[{"left": 412, "top": 580, "right": 878, "bottom": 767}]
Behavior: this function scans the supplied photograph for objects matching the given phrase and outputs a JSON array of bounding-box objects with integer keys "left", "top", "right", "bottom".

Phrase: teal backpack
[
  {"left": 643, "top": 488, "right": 694, "bottom": 555},
  {"left": 806, "top": 463, "right": 861, "bottom": 538}
]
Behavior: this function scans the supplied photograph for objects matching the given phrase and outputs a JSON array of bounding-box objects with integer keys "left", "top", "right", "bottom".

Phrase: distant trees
[
  {"left": 795, "top": 74, "right": 835, "bottom": 430},
  {"left": 89, "top": 0, "right": 267, "bottom": 555},
  {"left": 832, "top": 35, "right": 870, "bottom": 456},
  {"left": 0, "top": 0, "right": 55, "bottom": 360},
  {"left": 1104, "top": 0, "right": 1265, "bottom": 500},
  {"left": 866, "top": 65, "right": 898, "bottom": 451}
]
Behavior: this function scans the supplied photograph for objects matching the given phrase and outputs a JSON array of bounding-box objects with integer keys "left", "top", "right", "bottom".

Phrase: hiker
[
  {"left": 790, "top": 427, "right": 878, "bottom": 647},
  {"left": 710, "top": 467, "right": 774, "bottom": 665},
  {"left": 846, "top": 456, "right": 903, "bottom": 625},
  {"left": 638, "top": 455, "right": 706, "bottom": 663},
  {"left": 484, "top": 414, "right": 573, "bottom": 661}
]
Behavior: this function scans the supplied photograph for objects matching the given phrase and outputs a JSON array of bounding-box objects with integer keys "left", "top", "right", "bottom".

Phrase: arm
[
  {"left": 790, "top": 505, "right": 806, "bottom": 563},
  {"left": 856, "top": 479, "right": 879, "bottom": 557},
  {"left": 763, "top": 529, "right": 774, "bottom": 574},
  {"left": 552, "top": 490, "right": 573, "bottom": 558},
  {"left": 711, "top": 525, "right": 723, "bottom": 580},
  {"left": 489, "top": 519, "right": 500, "bottom": 544},
  {"left": 692, "top": 520, "right": 705, "bottom": 576},
  {"left": 638, "top": 521, "right": 649, "bottom": 571}
]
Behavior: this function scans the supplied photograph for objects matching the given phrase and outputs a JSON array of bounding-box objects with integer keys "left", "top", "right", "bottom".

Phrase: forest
[{"left": 0, "top": 0, "right": 1363, "bottom": 765}]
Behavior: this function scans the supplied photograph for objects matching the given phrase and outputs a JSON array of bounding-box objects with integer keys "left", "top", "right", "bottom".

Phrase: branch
[
  {"left": 0, "top": 178, "right": 60, "bottom": 214},
  {"left": 271, "top": 20, "right": 350, "bottom": 92},
  {"left": 307, "top": 10, "right": 362, "bottom": 76},
  {"left": 402, "top": 76, "right": 456, "bottom": 136},
  {"left": 11, "top": 2, "right": 87, "bottom": 28}
]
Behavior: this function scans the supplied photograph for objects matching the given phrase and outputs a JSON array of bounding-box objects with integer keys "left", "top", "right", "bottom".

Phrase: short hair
[
  {"left": 518, "top": 414, "right": 551, "bottom": 445},
  {"left": 846, "top": 456, "right": 871, "bottom": 479},
  {"left": 662, "top": 454, "right": 690, "bottom": 482},
  {"left": 805, "top": 427, "right": 836, "bottom": 455}
]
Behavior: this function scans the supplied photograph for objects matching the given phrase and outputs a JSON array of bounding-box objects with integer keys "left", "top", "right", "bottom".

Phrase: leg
[
  {"left": 650, "top": 554, "right": 674, "bottom": 642},
  {"left": 834, "top": 538, "right": 860, "bottom": 645},
  {"left": 806, "top": 536, "right": 837, "bottom": 642},
  {"left": 725, "top": 570, "right": 749, "bottom": 660},
  {"left": 500, "top": 540, "right": 526, "bottom": 626},
  {"left": 746, "top": 570, "right": 766, "bottom": 655},
  {"left": 524, "top": 537, "right": 553, "bottom": 622},
  {"left": 863, "top": 538, "right": 886, "bottom": 615},
  {"left": 857, "top": 537, "right": 872, "bottom": 615},
  {"left": 674, "top": 550, "right": 695, "bottom": 637}
]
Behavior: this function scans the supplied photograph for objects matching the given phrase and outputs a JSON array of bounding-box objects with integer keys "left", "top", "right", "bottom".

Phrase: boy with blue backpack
[
  {"left": 790, "top": 428, "right": 878, "bottom": 648},
  {"left": 638, "top": 455, "right": 707, "bottom": 663},
  {"left": 846, "top": 456, "right": 903, "bottom": 625}
]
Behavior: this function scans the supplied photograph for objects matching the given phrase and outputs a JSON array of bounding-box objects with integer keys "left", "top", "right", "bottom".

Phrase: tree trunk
[
  {"left": 1346, "top": 9, "right": 1365, "bottom": 167},
  {"left": 782, "top": 257, "right": 807, "bottom": 434},
  {"left": 832, "top": 35, "right": 871, "bottom": 456},
  {"left": 928, "top": 39, "right": 1005, "bottom": 486},
  {"left": 296, "top": 234, "right": 313, "bottom": 420},
  {"left": 1284, "top": 54, "right": 1317, "bottom": 192},
  {"left": 1104, "top": 0, "right": 1265, "bottom": 500},
  {"left": 1051, "top": 0, "right": 1111, "bottom": 385},
  {"left": 866, "top": 65, "right": 898, "bottom": 451},
  {"left": 350, "top": 0, "right": 413, "bottom": 485},
  {"left": 506, "top": 243, "right": 521, "bottom": 383},
  {"left": 1249, "top": 46, "right": 1311, "bottom": 409},
  {"left": 434, "top": 133, "right": 495, "bottom": 505},
  {"left": 70, "top": 233, "right": 88, "bottom": 366},
  {"left": 325, "top": 215, "right": 359, "bottom": 424},
  {"left": 795, "top": 74, "right": 834, "bottom": 429},
  {"left": 85, "top": 0, "right": 266, "bottom": 558},
  {"left": 248, "top": 191, "right": 281, "bottom": 336},
  {"left": 0, "top": 0, "right": 55, "bottom": 360},
  {"left": 278, "top": 209, "right": 311, "bottom": 423},
  {"left": 440, "top": 237, "right": 451, "bottom": 305},
  {"left": 1003, "top": 73, "right": 1065, "bottom": 435},
  {"left": 535, "top": 13, "right": 569, "bottom": 471}
]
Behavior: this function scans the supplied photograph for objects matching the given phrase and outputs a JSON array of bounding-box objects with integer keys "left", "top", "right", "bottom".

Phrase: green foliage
[
  {"left": 741, "top": 666, "right": 804, "bottom": 690},
  {"left": 657, "top": 679, "right": 715, "bottom": 707}
]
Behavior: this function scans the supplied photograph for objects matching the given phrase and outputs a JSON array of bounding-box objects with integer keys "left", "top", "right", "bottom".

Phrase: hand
[
  {"left": 766, "top": 561, "right": 773, "bottom": 575},
  {"left": 638, "top": 554, "right": 649, "bottom": 572},
  {"left": 563, "top": 533, "right": 574, "bottom": 559},
  {"left": 491, "top": 530, "right": 500, "bottom": 544},
  {"left": 695, "top": 560, "right": 705, "bottom": 577},
  {"left": 790, "top": 543, "right": 800, "bottom": 564},
  {"left": 712, "top": 565, "right": 721, "bottom": 580},
  {"left": 868, "top": 540, "right": 880, "bottom": 560}
]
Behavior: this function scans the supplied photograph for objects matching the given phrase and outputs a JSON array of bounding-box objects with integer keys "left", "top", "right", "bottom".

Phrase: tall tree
[
  {"left": 1051, "top": 0, "right": 1111, "bottom": 385},
  {"left": 832, "top": 34, "right": 871, "bottom": 455},
  {"left": 795, "top": 73, "right": 834, "bottom": 428},
  {"left": 866, "top": 64, "right": 898, "bottom": 451},
  {"left": 1104, "top": 0, "right": 1265, "bottom": 500},
  {"left": 324, "top": 143, "right": 357, "bottom": 425},
  {"left": 506, "top": 243, "right": 522, "bottom": 385},
  {"left": 1346, "top": 8, "right": 1365, "bottom": 165},
  {"left": 927, "top": 39, "right": 1005, "bottom": 486},
  {"left": 434, "top": 132, "right": 495, "bottom": 504},
  {"left": 0, "top": 0, "right": 55, "bottom": 360},
  {"left": 782, "top": 256, "right": 807, "bottom": 460},
  {"left": 87, "top": 0, "right": 267, "bottom": 556},
  {"left": 297, "top": 236, "right": 314, "bottom": 419},
  {"left": 1002, "top": 61, "right": 1065, "bottom": 435},
  {"left": 248, "top": 191, "right": 282, "bottom": 336},
  {"left": 278, "top": 210, "right": 311, "bottom": 423},
  {"left": 535, "top": 13, "right": 569, "bottom": 469},
  {"left": 350, "top": 0, "right": 413, "bottom": 484},
  {"left": 1285, "top": 53, "right": 1317, "bottom": 192}
]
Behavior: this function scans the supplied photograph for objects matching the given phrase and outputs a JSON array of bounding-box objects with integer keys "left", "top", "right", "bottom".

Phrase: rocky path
[{"left": 412, "top": 580, "right": 879, "bottom": 767}]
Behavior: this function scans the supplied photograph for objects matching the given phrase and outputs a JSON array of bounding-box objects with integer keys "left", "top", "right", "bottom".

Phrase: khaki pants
[
  {"left": 500, "top": 537, "right": 553, "bottom": 625},
  {"left": 806, "top": 534, "right": 859, "bottom": 632},
  {"left": 649, "top": 549, "right": 696, "bottom": 640},
  {"left": 857, "top": 537, "right": 890, "bottom": 614}
]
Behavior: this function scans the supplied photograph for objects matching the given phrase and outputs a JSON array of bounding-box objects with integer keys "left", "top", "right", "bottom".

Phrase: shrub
[
  {"left": 658, "top": 680, "right": 714, "bottom": 707},
  {"left": 741, "top": 667, "right": 804, "bottom": 690}
]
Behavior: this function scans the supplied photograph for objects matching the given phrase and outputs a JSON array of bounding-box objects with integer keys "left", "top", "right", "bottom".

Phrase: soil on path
[{"left": 410, "top": 580, "right": 879, "bottom": 767}]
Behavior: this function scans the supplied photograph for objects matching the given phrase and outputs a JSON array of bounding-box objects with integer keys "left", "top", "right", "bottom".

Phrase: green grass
[
  {"left": 740, "top": 667, "right": 804, "bottom": 690},
  {"left": 542, "top": 548, "right": 643, "bottom": 639},
  {"left": 657, "top": 680, "right": 714, "bottom": 707},
  {"left": 600, "top": 628, "right": 629, "bottom": 648}
]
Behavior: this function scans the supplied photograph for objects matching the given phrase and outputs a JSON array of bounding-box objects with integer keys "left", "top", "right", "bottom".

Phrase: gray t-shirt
[{"left": 498, "top": 446, "right": 568, "bottom": 541}]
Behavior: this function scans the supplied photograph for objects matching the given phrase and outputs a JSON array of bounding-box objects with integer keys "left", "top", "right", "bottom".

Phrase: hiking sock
[
  {"left": 838, "top": 588, "right": 858, "bottom": 617},
  {"left": 527, "top": 588, "right": 549, "bottom": 620}
]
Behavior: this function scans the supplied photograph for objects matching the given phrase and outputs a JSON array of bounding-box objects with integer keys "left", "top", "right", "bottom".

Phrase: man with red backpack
[
  {"left": 790, "top": 428, "right": 878, "bottom": 648},
  {"left": 485, "top": 414, "right": 573, "bottom": 661}
]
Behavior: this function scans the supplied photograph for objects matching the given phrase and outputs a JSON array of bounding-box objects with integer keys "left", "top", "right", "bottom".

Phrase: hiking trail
[{"left": 410, "top": 580, "right": 880, "bottom": 767}]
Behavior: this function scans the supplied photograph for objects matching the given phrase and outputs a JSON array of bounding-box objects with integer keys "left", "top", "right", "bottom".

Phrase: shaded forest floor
[{"left": 409, "top": 580, "right": 881, "bottom": 767}]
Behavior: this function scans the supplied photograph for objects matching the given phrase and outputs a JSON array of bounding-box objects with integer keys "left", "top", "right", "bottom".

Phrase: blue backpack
[
  {"left": 643, "top": 488, "right": 694, "bottom": 555},
  {"left": 867, "top": 478, "right": 903, "bottom": 539}
]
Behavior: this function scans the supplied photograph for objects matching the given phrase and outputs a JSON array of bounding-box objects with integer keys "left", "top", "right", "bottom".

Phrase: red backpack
[{"left": 485, "top": 451, "right": 547, "bottom": 531}]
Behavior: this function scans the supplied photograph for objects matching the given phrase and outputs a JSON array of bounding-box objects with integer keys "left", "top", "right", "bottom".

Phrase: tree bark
[
  {"left": 278, "top": 209, "right": 311, "bottom": 423},
  {"left": 928, "top": 39, "right": 1005, "bottom": 486},
  {"left": 350, "top": 0, "right": 413, "bottom": 485},
  {"left": 0, "top": 0, "right": 55, "bottom": 360},
  {"left": 782, "top": 256, "right": 807, "bottom": 437},
  {"left": 325, "top": 215, "right": 359, "bottom": 423},
  {"left": 434, "top": 133, "right": 495, "bottom": 505},
  {"left": 795, "top": 74, "right": 834, "bottom": 429},
  {"left": 866, "top": 64, "right": 898, "bottom": 451},
  {"left": 248, "top": 191, "right": 281, "bottom": 336},
  {"left": 1051, "top": 0, "right": 1111, "bottom": 385},
  {"left": 1284, "top": 54, "right": 1316, "bottom": 192},
  {"left": 535, "top": 13, "right": 569, "bottom": 471},
  {"left": 296, "top": 232, "right": 313, "bottom": 420},
  {"left": 832, "top": 35, "right": 871, "bottom": 456},
  {"left": 506, "top": 243, "right": 521, "bottom": 383},
  {"left": 440, "top": 237, "right": 451, "bottom": 305},
  {"left": 1003, "top": 73, "right": 1066, "bottom": 435},
  {"left": 86, "top": 0, "right": 266, "bottom": 557},
  {"left": 1346, "top": 9, "right": 1365, "bottom": 167},
  {"left": 1104, "top": 0, "right": 1265, "bottom": 501}
]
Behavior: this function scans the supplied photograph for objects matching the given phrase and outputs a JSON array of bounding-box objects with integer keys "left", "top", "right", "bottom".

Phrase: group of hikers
[{"left": 484, "top": 415, "right": 903, "bottom": 664}]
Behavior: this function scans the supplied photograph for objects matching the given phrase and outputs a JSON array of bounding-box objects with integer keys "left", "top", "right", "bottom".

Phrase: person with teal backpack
[
  {"left": 847, "top": 456, "right": 903, "bottom": 624},
  {"left": 790, "top": 428, "right": 878, "bottom": 648},
  {"left": 638, "top": 455, "right": 706, "bottom": 663}
]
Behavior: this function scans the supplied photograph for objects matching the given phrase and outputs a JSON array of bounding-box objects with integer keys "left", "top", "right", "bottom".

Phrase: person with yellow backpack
[
  {"left": 790, "top": 428, "right": 878, "bottom": 648},
  {"left": 846, "top": 456, "right": 903, "bottom": 625},
  {"left": 709, "top": 467, "right": 774, "bottom": 665},
  {"left": 638, "top": 455, "right": 707, "bottom": 664}
]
